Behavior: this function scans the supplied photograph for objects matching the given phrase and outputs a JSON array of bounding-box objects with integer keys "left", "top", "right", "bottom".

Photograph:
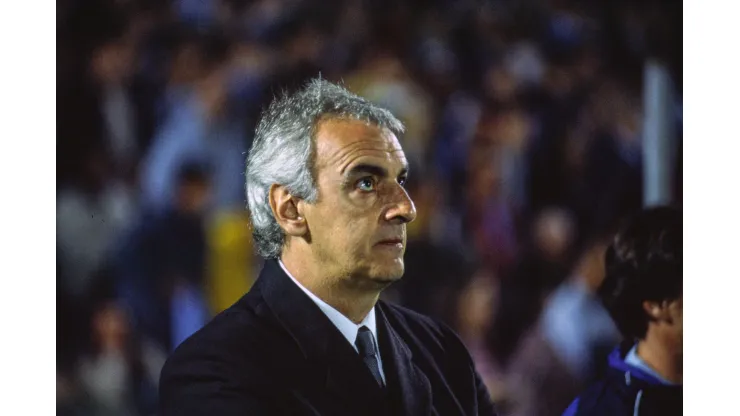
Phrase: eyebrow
[{"left": 344, "top": 163, "right": 409, "bottom": 180}]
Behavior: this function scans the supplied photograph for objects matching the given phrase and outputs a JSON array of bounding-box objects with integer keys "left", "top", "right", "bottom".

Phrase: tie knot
[{"left": 355, "top": 326, "right": 377, "bottom": 358}]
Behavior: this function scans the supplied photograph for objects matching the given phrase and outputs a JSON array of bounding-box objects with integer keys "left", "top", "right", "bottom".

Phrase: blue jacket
[{"left": 562, "top": 343, "right": 682, "bottom": 415}]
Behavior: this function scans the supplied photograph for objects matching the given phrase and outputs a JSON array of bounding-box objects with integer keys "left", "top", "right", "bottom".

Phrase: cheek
[
  {"left": 314, "top": 206, "right": 368, "bottom": 247},
  {"left": 670, "top": 306, "right": 683, "bottom": 332},
  {"left": 311, "top": 187, "right": 379, "bottom": 248}
]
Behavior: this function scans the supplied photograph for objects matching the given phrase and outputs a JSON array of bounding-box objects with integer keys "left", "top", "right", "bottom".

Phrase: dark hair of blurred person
[
  {"left": 173, "top": 162, "right": 212, "bottom": 215},
  {"left": 563, "top": 206, "right": 682, "bottom": 416}
]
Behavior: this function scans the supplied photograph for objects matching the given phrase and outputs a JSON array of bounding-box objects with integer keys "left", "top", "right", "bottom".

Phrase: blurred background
[{"left": 56, "top": 0, "right": 682, "bottom": 414}]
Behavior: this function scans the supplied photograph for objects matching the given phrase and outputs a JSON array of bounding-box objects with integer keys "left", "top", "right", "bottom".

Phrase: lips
[{"left": 376, "top": 238, "right": 403, "bottom": 246}]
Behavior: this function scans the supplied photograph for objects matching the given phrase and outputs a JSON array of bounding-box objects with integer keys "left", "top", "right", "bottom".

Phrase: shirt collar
[
  {"left": 278, "top": 259, "right": 378, "bottom": 351},
  {"left": 624, "top": 344, "right": 678, "bottom": 385}
]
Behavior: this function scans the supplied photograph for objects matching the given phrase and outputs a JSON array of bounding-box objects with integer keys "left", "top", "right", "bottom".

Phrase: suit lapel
[
  {"left": 377, "top": 304, "right": 433, "bottom": 416},
  {"left": 257, "top": 259, "right": 388, "bottom": 414}
]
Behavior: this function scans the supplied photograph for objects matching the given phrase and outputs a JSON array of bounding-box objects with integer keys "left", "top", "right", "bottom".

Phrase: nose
[{"left": 383, "top": 185, "right": 417, "bottom": 224}]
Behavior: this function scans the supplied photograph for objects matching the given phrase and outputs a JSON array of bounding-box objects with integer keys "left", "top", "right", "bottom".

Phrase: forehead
[{"left": 314, "top": 118, "right": 406, "bottom": 171}]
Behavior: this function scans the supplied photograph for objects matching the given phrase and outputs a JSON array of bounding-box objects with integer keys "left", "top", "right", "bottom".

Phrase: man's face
[{"left": 302, "top": 118, "right": 416, "bottom": 288}]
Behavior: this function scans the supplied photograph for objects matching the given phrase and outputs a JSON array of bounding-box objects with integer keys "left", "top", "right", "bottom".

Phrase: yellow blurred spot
[{"left": 206, "top": 210, "right": 256, "bottom": 314}]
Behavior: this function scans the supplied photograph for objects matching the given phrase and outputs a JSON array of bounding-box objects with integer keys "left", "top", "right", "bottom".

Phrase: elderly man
[{"left": 159, "top": 78, "right": 498, "bottom": 416}]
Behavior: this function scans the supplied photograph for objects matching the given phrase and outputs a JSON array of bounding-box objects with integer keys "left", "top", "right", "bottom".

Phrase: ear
[
  {"left": 642, "top": 300, "right": 671, "bottom": 322},
  {"left": 268, "top": 184, "right": 308, "bottom": 237}
]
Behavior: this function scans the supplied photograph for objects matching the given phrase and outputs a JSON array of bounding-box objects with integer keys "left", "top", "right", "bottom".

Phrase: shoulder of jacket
[{"left": 570, "top": 377, "right": 633, "bottom": 415}]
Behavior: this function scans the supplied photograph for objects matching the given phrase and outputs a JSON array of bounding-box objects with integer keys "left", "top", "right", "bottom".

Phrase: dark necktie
[{"left": 355, "top": 326, "right": 385, "bottom": 387}]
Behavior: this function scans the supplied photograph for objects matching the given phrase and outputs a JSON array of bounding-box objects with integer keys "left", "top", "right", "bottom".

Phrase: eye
[
  {"left": 357, "top": 177, "right": 376, "bottom": 192},
  {"left": 398, "top": 176, "right": 407, "bottom": 187}
]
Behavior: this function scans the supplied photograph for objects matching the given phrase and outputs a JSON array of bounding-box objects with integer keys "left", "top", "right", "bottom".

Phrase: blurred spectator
[
  {"left": 77, "top": 300, "right": 165, "bottom": 416},
  {"left": 455, "top": 269, "right": 509, "bottom": 408},
  {"left": 504, "top": 238, "right": 620, "bottom": 416},
  {"left": 57, "top": 146, "right": 136, "bottom": 302},
  {"left": 433, "top": 90, "right": 483, "bottom": 210},
  {"left": 540, "top": 239, "right": 621, "bottom": 382},
  {"left": 139, "top": 32, "right": 249, "bottom": 211},
  {"left": 90, "top": 28, "right": 140, "bottom": 172},
  {"left": 112, "top": 162, "right": 211, "bottom": 350},
  {"left": 57, "top": 7, "right": 160, "bottom": 187},
  {"left": 488, "top": 207, "right": 577, "bottom": 366}
]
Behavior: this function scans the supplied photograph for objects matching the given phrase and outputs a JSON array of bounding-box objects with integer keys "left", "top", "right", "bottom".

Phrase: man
[
  {"left": 562, "top": 206, "right": 682, "bottom": 415},
  {"left": 159, "top": 78, "right": 498, "bottom": 416}
]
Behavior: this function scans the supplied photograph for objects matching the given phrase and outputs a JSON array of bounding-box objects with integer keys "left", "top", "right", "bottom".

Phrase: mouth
[{"left": 375, "top": 238, "right": 404, "bottom": 248}]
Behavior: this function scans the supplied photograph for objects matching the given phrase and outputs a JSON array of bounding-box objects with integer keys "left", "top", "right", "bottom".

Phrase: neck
[
  {"left": 636, "top": 334, "right": 683, "bottom": 384},
  {"left": 280, "top": 251, "right": 379, "bottom": 324}
]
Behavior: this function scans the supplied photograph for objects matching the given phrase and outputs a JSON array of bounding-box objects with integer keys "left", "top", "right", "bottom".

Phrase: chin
[{"left": 370, "top": 259, "right": 405, "bottom": 283}]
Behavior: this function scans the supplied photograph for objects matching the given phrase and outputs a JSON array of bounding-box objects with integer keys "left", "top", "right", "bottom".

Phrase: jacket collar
[
  {"left": 608, "top": 342, "right": 681, "bottom": 388},
  {"left": 255, "top": 259, "right": 432, "bottom": 415}
]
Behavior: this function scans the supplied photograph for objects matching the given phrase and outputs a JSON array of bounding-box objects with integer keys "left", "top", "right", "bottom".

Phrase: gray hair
[{"left": 245, "top": 78, "right": 405, "bottom": 259}]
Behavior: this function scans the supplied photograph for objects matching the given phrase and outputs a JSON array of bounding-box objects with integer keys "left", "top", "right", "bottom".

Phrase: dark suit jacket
[{"left": 159, "top": 259, "right": 498, "bottom": 416}]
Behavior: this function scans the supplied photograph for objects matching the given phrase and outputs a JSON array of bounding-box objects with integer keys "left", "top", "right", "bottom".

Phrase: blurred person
[
  {"left": 464, "top": 136, "right": 519, "bottom": 274},
  {"left": 491, "top": 106, "right": 533, "bottom": 211},
  {"left": 433, "top": 91, "right": 483, "bottom": 210},
  {"left": 89, "top": 28, "right": 140, "bottom": 172},
  {"left": 483, "top": 64, "right": 518, "bottom": 108},
  {"left": 77, "top": 300, "right": 166, "bottom": 416},
  {"left": 57, "top": 146, "right": 136, "bottom": 302},
  {"left": 113, "top": 161, "right": 212, "bottom": 351},
  {"left": 525, "top": 60, "right": 585, "bottom": 214},
  {"left": 504, "top": 238, "right": 620, "bottom": 416},
  {"left": 540, "top": 239, "right": 621, "bottom": 382},
  {"left": 504, "top": 41, "right": 546, "bottom": 89},
  {"left": 160, "top": 79, "right": 498, "bottom": 415},
  {"left": 58, "top": 256, "right": 93, "bottom": 416},
  {"left": 57, "top": 9, "right": 139, "bottom": 187},
  {"left": 455, "top": 269, "right": 510, "bottom": 408},
  {"left": 140, "top": 32, "right": 249, "bottom": 212},
  {"left": 161, "top": 31, "right": 213, "bottom": 109},
  {"left": 564, "top": 79, "right": 643, "bottom": 231},
  {"left": 488, "top": 207, "right": 577, "bottom": 367},
  {"left": 562, "top": 206, "right": 682, "bottom": 415}
]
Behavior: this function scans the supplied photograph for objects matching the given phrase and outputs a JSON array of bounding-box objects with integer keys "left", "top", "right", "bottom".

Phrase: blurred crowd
[{"left": 56, "top": 0, "right": 682, "bottom": 415}]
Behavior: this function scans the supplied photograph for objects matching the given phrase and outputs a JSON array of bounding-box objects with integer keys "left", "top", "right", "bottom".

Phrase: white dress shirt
[{"left": 279, "top": 260, "right": 386, "bottom": 383}]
